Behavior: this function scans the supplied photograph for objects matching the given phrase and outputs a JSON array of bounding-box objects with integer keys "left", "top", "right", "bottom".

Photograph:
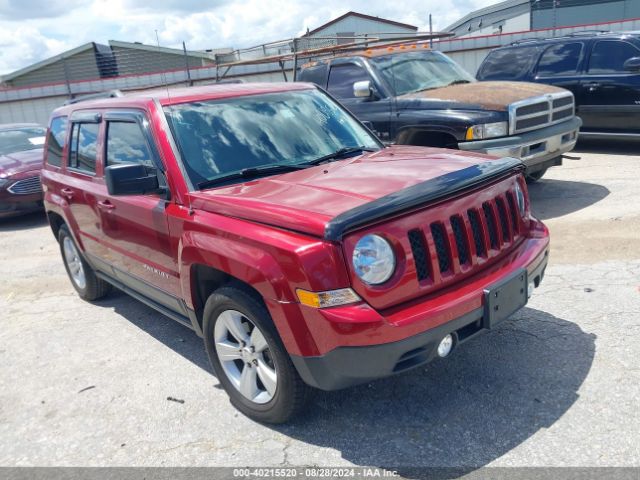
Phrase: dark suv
[{"left": 477, "top": 31, "right": 640, "bottom": 138}]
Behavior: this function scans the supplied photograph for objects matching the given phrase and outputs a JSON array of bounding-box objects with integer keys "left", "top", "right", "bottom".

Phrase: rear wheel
[
  {"left": 203, "top": 285, "right": 310, "bottom": 423},
  {"left": 526, "top": 168, "right": 547, "bottom": 183},
  {"left": 58, "top": 225, "right": 111, "bottom": 301}
]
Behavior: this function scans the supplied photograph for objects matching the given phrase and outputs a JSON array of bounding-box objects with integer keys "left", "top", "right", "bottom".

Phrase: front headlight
[
  {"left": 515, "top": 181, "right": 526, "bottom": 217},
  {"left": 0, "top": 178, "right": 9, "bottom": 189},
  {"left": 352, "top": 234, "right": 396, "bottom": 285},
  {"left": 465, "top": 121, "right": 508, "bottom": 140}
]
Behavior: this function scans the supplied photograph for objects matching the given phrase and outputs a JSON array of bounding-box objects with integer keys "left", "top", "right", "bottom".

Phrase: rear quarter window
[
  {"left": 477, "top": 46, "right": 542, "bottom": 80},
  {"left": 45, "top": 116, "right": 67, "bottom": 167},
  {"left": 299, "top": 63, "right": 328, "bottom": 87}
]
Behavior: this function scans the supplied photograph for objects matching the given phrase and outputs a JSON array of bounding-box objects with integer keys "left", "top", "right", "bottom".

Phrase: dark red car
[
  {"left": 0, "top": 123, "right": 48, "bottom": 218},
  {"left": 41, "top": 84, "right": 549, "bottom": 423}
]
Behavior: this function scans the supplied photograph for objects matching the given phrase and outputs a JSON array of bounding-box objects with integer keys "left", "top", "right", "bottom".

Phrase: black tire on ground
[
  {"left": 526, "top": 168, "right": 548, "bottom": 183},
  {"left": 58, "top": 224, "right": 111, "bottom": 301},
  {"left": 203, "top": 285, "right": 311, "bottom": 424}
]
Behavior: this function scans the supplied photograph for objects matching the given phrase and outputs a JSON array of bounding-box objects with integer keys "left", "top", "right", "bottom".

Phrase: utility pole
[
  {"left": 183, "top": 41, "right": 192, "bottom": 87},
  {"left": 429, "top": 14, "right": 433, "bottom": 48}
]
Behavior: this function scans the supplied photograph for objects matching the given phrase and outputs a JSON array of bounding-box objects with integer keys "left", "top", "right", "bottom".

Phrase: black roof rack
[{"left": 64, "top": 90, "right": 124, "bottom": 105}]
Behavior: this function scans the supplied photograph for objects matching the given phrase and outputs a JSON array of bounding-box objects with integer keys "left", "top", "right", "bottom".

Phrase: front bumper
[
  {"left": 458, "top": 117, "right": 581, "bottom": 173},
  {"left": 0, "top": 195, "right": 43, "bottom": 218},
  {"left": 291, "top": 237, "right": 549, "bottom": 391}
]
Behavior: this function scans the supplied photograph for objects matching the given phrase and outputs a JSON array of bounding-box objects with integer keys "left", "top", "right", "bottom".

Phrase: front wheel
[{"left": 203, "top": 285, "right": 310, "bottom": 423}]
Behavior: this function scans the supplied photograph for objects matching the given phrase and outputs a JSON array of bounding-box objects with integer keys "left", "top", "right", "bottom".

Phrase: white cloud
[{"left": 0, "top": 0, "right": 497, "bottom": 74}]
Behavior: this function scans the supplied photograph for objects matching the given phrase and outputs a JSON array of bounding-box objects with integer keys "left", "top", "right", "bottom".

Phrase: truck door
[
  {"left": 95, "top": 111, "right": 183, "bottom": 311},
  {"left": 579, "top": 39, "right": 640, "bottom": 132},
  {"left": 326, "top": 60, "right": 393, "bottom": 141}
]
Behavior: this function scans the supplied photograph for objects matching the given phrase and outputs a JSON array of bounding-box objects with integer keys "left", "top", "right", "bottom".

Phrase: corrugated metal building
[
  {"left": 303, "top": 11, "right": 418, "bottom": 43},
  {"left": 446, "top": 0, "right": 640, "bottom": 38},
  {"left": 1, "top": 41, "right": 216, "bottom": 90}
]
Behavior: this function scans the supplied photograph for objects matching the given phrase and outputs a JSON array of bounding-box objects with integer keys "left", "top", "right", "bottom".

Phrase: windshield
[
  {"left": 164, "top": 89, "right": 381, "bottom": 189},
  {"left": 0, "top": 127, "right": 46, "bottom": 156},
  {"left": 372, "top": 51, "right": 475, "bottom": 96}
]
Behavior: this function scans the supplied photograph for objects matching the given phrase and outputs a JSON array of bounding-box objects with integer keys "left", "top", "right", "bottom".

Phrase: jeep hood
[
  {"left": 399, "top": 81, "right": 567, "bottom": 111},
  {"left": 189, "top": 146, "right": 516, "bottom": 238}
]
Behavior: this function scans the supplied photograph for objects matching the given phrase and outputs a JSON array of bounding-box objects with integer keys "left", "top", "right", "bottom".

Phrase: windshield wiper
[
  {"left": 197, "top": 163, "right": 309, "bottom": 189},
  {"left": 304, "top": 146, "right": 377, "bottom": 166}
]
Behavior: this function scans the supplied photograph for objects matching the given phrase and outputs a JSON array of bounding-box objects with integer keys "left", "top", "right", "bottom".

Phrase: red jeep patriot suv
[{"left": 42, "top": 83, "right": 549, "bottom": 423}]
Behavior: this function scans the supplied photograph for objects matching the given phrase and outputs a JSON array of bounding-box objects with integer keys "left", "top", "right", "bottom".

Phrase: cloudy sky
[{"left": 0, "top": 0, "right": 496, "bottom": 74}]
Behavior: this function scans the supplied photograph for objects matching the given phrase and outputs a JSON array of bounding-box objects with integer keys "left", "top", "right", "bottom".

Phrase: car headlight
[
  {"left": 352, "top": 234, "right": 396, "bottom": 285},
  {"left": 465, "top": 121, "right": 508, "bottom": 140},
  {"left": 0, "top": 178, "right": 9, "bottom": 189},
  {"left": 515, "top": 181, "right": 526, "bottom": 217}
]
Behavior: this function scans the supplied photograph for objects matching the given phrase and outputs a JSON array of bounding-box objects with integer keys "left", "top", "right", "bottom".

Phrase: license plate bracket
[{"left": 483, "top": 268, "right": 528, "bottom": 329}]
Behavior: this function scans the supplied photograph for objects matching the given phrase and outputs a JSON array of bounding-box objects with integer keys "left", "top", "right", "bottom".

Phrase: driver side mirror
[
  {"left": 623, "top": 57, "right": 640, "bottom": 72},
  {"left": 105, "top": 163, "right": 160, "bottom": 196},
  {"left": 353, "top": 80, "right": 374, "bottom": 99}
]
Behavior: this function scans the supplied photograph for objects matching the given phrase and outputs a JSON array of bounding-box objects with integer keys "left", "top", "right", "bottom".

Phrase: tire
[
  {"left": 203, "top": 285, "right": 310, "bottom": 423},
  {"left": 58, "top": 225, "right": 111, "bottom": 301},
  {"left": 526, "top": 168, "right": 547, "bottom": 183}
]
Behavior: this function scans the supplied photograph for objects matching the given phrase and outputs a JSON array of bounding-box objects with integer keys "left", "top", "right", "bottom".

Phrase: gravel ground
[{"left": 0, "top": 140, "right": 639, "bottom": 471}]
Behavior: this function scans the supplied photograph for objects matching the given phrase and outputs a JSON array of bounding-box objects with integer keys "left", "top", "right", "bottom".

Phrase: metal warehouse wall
[{"left": 532, "top": 0, "right": 640, "bottom": 30}]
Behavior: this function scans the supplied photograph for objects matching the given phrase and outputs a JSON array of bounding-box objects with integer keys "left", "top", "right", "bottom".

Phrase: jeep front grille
[
  {"left": 409, "top": 190, "right": 521, "bottom": 281},
  {"left": 7, "top": 176, "right": 42, "bottom": 195},
  {"left": 509, "top": 92, "right": 574, "bottom": 135}
]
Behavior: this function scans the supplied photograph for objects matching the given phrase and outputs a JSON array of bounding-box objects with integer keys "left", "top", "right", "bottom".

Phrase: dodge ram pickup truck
[
  {"left": 298, "top": 46, "right": 582, "bottom": 182},
  {"left": 42, "top": 83, "right": 549, "bottom": 423}
]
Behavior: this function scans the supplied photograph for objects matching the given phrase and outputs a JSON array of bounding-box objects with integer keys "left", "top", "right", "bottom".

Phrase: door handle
[
  {"left": 61, "top": 188, "right": 74, "bottom": 198},
  {"left": 585, "top": 82, "right": 601, "bottom": 92},
  {"left": 97, "top": 200, "right": 115, "bottom": 211}
]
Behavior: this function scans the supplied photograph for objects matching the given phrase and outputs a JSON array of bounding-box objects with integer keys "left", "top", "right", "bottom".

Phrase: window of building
[
  {"left": 106, "top": 121, "right": 154, "bottom": 167},
  {"left": 588, "top": 40, "right": 640, "bottom": 74},
  {"left": 327, "top": 63, "right": 371, "bottom": 99},
  {"left": 69, "top": 123, "right": 99, "bottom": 174},
  {"left": 46, "top": 116, "right": 67, "bottom": 167},
  {"left": 537, "top": 42, "right": 583, "bottom": 77}
]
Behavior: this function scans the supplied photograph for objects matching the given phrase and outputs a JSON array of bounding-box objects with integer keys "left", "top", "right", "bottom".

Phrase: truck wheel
[
  {"left": 526, "top": 168, "right": 547, "bottom": 183},
  {"left": 58, "top": 225, "right": 111, "bottom": 301},
  {"left": 203, "top": 285, "right": 310, "bottom": 423}
]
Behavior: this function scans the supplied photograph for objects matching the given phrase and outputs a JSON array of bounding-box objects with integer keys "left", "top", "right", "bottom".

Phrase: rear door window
[
  {"left": 46, "top": 116, "right": 67, "bottom": 167},
  {"left": 69, "top": 123, "right": 99, "bottom": 174},
  {"left": 327, "top": 63, "right": 370, "bottom": 99},
  {"left": 537, "top": 42, "right": 583, "bottom": 77},
  {"left": 588, "top": 40, "right": 640, "bottom": 74},
  {"left": 477, "top": 46, "right": 541, "bottom": 80}
]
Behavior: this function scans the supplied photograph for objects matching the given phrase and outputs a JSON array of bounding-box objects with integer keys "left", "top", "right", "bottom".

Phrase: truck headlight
[
  {"left": 465, "top": 121, "right": 508, "bottom": 140},
  {"left": 352, "top": 234, "right": 396, "bottom": 285},
  {"left": 0, "top": 178, "right": 9, "bottom": 189}
]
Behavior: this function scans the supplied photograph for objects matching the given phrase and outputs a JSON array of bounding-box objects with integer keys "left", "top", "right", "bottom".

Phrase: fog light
[
  {"left": 437, "top": 334, "right": 454, "bottom": 358},
  {"left": 528, "top": 281, "right": 535, "bottom": 299}
]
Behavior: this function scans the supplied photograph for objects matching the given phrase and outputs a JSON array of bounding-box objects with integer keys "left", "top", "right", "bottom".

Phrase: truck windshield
[
  {"left": 0, "top": 127, "right": 46, "bottom": 156},
  {"left": 372, "top": 51, "right": 475, "bottom": 96},
  {"left": 164, "top": 88, "right": 381, "bottom": 189}
]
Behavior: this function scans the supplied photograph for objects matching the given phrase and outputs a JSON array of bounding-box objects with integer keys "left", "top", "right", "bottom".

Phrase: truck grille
[
  {"left": 7, "top": 176, "right": 42, "bottom": 195},
  {"left": 409, "top": 190, "right": 521, "bottom": 281},
  {"left": 509, "top": 92, "right": 574, "bottom": 135}
]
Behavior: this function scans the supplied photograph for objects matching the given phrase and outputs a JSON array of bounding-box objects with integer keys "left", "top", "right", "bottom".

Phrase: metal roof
[
  {"left": 305, "top": 11, "right": 418, "bottom": 36},
  {"left": 445, "top": 0, "right": 530, "bottom": 32}
]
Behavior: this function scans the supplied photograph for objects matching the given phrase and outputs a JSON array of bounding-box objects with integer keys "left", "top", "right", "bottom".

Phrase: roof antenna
[{"left": 155, "top": 30, "right": 171, "bottom": 101}]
